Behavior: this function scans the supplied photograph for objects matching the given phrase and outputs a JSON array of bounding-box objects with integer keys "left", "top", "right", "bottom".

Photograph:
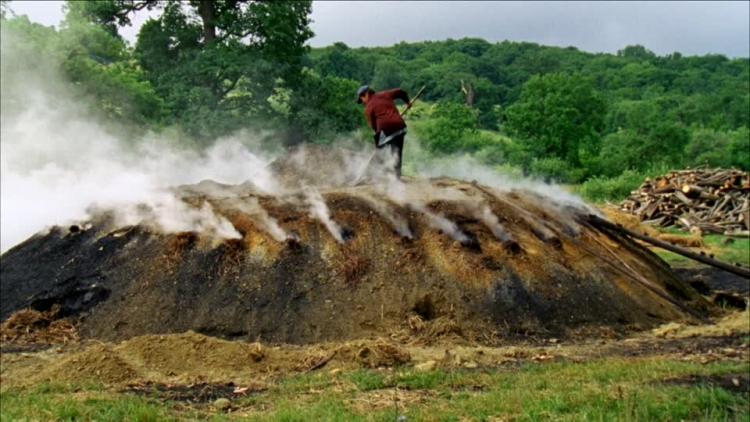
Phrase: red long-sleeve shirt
[{"left": 364, "top": 88, "right": 410, "bottom": 136}]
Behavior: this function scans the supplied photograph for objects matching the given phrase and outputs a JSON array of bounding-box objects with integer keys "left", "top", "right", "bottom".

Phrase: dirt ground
[
  {"left": 1, "top": 307, "right": 747, "bottom": 399},
  {"left": 1, "top": 236, "right": 747, "bottom": 411},
  {"left": 2, "top": 258, "right": 747, "bottom": 391}
]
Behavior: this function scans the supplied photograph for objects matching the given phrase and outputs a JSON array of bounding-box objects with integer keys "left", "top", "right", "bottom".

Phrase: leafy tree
[
  {"left": 617, "top": 45, "right": 656, "bottom": 60},
  {"left": 315, "top": 42, "right": 366, "bottom": 82},
  {"left": 1, "top": 8, "right": 162, "bottom": 126},
  {"left": 371, "top": 59, "right": 404, "bottom": 91},
  {"left": 504, "top": 72, "right": 606, "bottom": 167},
  {"left": 422, "top": 101, "right": 488, "bottom": 154},
  {"left": 0, "top": 0, "right": 12, "bottom": 20},
  {"left": 685, "top": 127, "right": 750, "bottom": 169},
  {"left": 79, "top": 0, "right": 313, "bottom": 141},
  {"left": 290, "top": 68, "right": 363, "bottom": 144}
]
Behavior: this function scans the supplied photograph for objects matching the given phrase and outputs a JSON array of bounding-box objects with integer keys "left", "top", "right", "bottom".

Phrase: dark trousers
[{"left": 376, "top": 134, "right": 405, "bottom": 179}]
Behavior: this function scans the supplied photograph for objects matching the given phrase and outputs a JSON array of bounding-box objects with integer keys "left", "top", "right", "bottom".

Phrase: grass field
[
  {"left": 1, "top": 356, "right": 748, "bottom": 421},
  {"left": 652, "top": 232, "right": 750, "bottom": 268}
]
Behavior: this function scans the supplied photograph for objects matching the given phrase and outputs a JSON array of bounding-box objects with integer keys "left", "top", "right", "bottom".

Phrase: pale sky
[{"left": 5, "top": 1, "right": 750, "bottom": 57}]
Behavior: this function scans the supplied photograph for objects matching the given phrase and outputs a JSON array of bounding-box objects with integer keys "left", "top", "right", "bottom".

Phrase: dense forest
[{"left": 1, "top": 0, "right": 748, "bottom": 200}]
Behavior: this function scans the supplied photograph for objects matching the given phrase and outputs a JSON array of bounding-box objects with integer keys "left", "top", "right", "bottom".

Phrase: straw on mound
[
  {"left": 656, "top": 234, "right": 705, "bottom": 248},
  {"left": 355, "top": 343, "right": 411, "bottom": 368},
  {"left": 0, "top": 307, "right": 77, "bottom": 344},
  {"left": 597, "top": 205, "right": 660, "bottom": 238}
]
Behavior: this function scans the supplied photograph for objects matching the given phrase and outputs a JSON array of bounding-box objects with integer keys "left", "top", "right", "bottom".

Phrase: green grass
[
  {"left": 2, "top": 357, "right": 747, "bottom": 421},
  {"left": 346, "top": 369, "right": 388, "bottom": 391},
  {"left": 653, "top": 232, "right": 750, "bottom": 268},
  {"left": 0, "top": 382, "right": 174, "bottom": 422}
]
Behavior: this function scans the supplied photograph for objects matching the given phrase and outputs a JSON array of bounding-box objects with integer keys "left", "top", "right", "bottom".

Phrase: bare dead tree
[{"left": 461, "top": 79, "right": 475, "bottom": 108}]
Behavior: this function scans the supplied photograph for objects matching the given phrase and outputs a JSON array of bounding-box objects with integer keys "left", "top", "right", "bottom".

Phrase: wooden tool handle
[{"left": 401, "top": 85, "right": 426, "bottom": 117}]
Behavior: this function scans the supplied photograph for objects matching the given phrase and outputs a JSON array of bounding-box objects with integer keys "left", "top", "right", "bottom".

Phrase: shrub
[{"left": 575, "top": 169, "right": 649, "bottom": 202}]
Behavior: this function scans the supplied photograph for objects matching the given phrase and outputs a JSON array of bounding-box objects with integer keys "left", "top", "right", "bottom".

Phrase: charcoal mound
[{"left": 0, "top": 148, "right": 717, "bottom": 345}]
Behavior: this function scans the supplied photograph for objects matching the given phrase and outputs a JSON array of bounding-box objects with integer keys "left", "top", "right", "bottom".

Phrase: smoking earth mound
[{"left": 0, "top": 145, "right": 716, "bottom": 345}]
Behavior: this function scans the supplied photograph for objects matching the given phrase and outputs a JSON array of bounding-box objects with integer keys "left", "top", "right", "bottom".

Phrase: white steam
[
  {"left": 233, "top": 197, "right": 289, "bottom": 242},
  {"left": 0, "top": 26, "right": 283, "bottom": 254},
  {"left": 476, "top": 205, "right": 511, "bottom": 241},
  {"left": 360, "top": 193, "right": 414, "bottom": 239},
  {"left": 408, "top": 144, "right": 596, "bottom": 214},
  {"left": 303, "top": 186, "right": 344, "bottom": 243},
  {"left": 378, "top": 177, "right": 469, "bottom": 243}
]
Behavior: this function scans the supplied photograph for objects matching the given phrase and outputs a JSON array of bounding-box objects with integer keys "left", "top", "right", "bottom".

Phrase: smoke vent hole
[
  {"left": 460, "top": 232, "right": 482, "bottom": 253},
  {"left": 713, "top": 293, "right": 747, "bottom": 310},
  {"left": 502, "top": 239, "right": 522, "bottom": 255},
  {"left": 285, "top": 232, "right": 302, "bottom": 249},
  {"left": 413, "top": 295, "right": 436, "bottom": 321},
  {"left": 340, "top": 227, "right": 355, "bottom": 242},
  {"left": 548, "top": 238, "right": 563, "bottom": 249},
  {"left": 481, "top": 256, "right": 503, "bottom": 271}
]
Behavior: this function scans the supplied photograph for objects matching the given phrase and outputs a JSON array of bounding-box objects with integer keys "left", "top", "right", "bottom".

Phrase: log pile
[{"left": 619, "top": 167, "right": 750, "bottom": 236}]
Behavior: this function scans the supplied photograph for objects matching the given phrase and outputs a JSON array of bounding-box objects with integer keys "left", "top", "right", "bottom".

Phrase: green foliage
[
  {"left": 504, "top": 72, "right": 606, "bottom": 167},
  {"left": 1, "top": 10, "right": 163, "bottom": 127},
  {"left": 0, "top": 0, "right": 12, "bottom": 20},
  {"left": 529, "top": 157, "right": 577, "bottom": 184},
  {"left": 314, "top": 42, "right": 368, "bottom": 82},
  {"left": 685, "top": 127, "right": 750, "bottom": 169},
  {"left": 292, "top": 68, "right": 365, "bottom": 144},
  {"left": 370, "top": 59, "right": 405, "bottom": 91},
  {"left": 421, "top": 101, "right": 484, "bottom": 154},
  {"left": 94, "top": 0, "right": 314, "bottom": 140},
  {"left": 2, "top": 1, "right": 748, "bottom": 174},
  {"left": 345, "top": 369, "right": 387, "bottom": 391},
  {"left": 575, "top": 169, "right": 657, "bottom": 202}
]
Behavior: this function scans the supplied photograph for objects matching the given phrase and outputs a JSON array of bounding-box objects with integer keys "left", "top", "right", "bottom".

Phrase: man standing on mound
[{"left": 357, "top": 85, "right": 411, "bottom": 180}]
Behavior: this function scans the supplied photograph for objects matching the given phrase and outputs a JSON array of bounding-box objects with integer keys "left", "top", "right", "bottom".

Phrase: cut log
[
  {"left": 673, "top": 190, "right": 693, "bottom": 206},
  {"left": 586, "top": 214, "right": 750, "bottom": 279},
  {"left": 619, "top": 168, "right": 750, "bottom": 232}
]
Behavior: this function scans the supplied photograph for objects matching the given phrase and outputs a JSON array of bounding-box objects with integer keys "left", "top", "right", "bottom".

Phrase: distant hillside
[{"left": 306, "top": 38, "right": 749, "bottom": 132}]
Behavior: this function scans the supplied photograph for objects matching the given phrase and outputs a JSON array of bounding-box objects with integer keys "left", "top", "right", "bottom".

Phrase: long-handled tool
[{"left": 350, "top": 86, "right": 425, "bottom": 186}]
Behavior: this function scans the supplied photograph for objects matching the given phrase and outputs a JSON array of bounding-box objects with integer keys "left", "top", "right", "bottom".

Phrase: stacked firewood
[{"left": 619, "top": 167, "right": 750, "bottom": 236}]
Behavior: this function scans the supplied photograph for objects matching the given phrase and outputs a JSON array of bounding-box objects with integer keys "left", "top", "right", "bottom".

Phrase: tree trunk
[
  {"left": 461, "top": 79, "right": 475, "bottom": 108},
  {"left": 198, "top": 0, "right": 216, "bottom": 45}
]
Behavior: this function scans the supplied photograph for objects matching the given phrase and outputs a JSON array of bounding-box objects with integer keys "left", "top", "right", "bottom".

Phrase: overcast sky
[{"left": 6, "top": 1, "right": 750, "bottom": 57}]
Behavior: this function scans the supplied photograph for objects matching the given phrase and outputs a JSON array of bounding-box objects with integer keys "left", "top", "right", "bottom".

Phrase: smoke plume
[
  {"left": 0, "top": 26, "right": 282, "bottom": 254},
  {"left": 303, "top": 186, "right": 344, "bottom": 243}
]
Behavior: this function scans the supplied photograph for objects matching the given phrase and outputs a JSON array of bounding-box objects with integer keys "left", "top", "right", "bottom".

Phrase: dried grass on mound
[
  {"left": 337, "top": 248, "right": 372, "bottom": 286},
  {"left": 355, "top": 343, "right": 411, "bottom": 368},
  {"left": 598, "top": 205, "right": 660, "bottom": 238},
  {"left": 657, "top": 234, "right": 705, "bottom": 248},
  {"left": 408, "top": 315, "right": 463, "bottom": 343},
  {"left": 0, "top": 307, "right": 77, "bottom": 344},
  {"left": 164, "top": 231, "right": 198, "bottom": 262}
]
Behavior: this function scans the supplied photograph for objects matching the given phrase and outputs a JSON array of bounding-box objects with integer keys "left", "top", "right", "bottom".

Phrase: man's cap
[{"left": 356, "top": 85, "right": 368, "bottom": 104}]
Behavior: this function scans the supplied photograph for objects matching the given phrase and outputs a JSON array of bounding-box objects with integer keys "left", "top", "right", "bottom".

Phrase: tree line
[{"left": 1, "top": 1, "right": 748, "bottom": 196}]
